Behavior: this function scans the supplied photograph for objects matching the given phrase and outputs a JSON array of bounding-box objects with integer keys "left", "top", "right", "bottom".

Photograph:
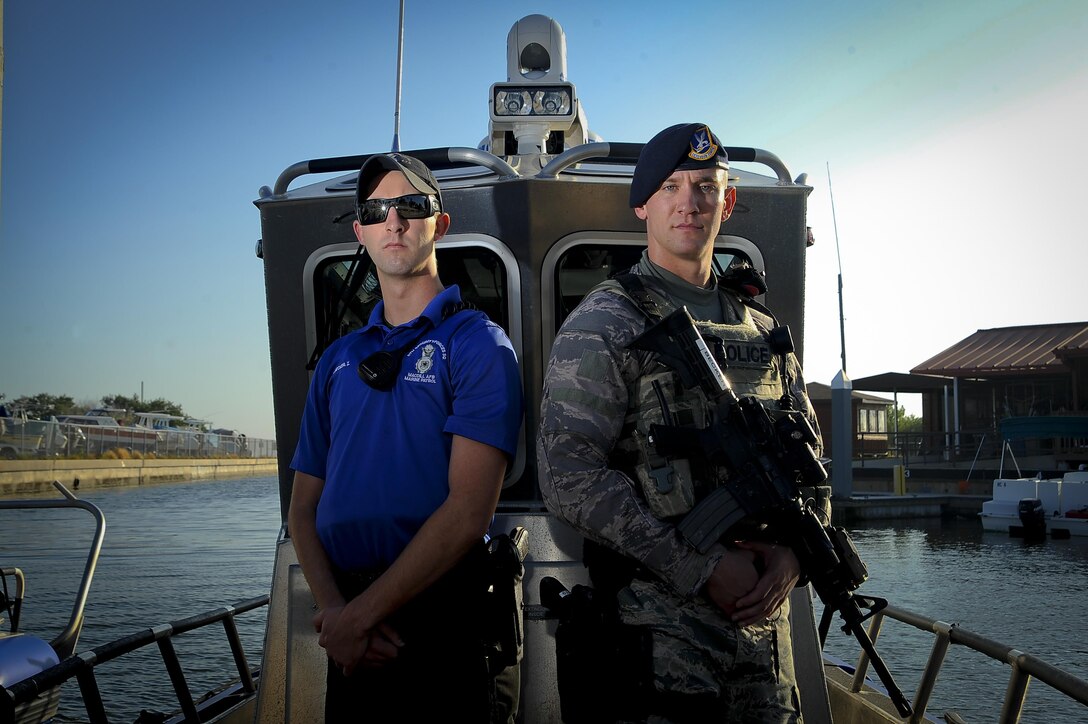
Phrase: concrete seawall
[{"left": 0, "top": 458, "right": 279, "bottom": 497}]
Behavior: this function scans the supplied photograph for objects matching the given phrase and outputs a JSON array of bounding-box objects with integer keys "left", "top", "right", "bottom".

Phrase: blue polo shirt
[{"left": 291, "top": 286, "right": 523, "bottom": 570}]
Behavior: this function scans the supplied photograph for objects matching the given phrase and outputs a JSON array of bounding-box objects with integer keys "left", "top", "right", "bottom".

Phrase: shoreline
[{"left": 0, "top": 457, "right": 279, "bottom": 497}]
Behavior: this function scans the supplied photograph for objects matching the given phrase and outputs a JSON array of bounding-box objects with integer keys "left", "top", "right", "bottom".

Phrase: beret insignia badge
[{"left": 687, "top": 125, "right": 718, "bottom": 161}]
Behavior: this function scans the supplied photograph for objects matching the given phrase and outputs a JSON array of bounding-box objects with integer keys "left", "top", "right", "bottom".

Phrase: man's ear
[
  {"left": 721, "top": 186, "right": 737, "bottom": 222},
  {"left": 353, "top": 219, "right": 366, "bottom": 244},
  {"left": 433, "top": 212, "right": 452, "bottom": 240},
  {"left": 633, "top": 205, "right": 648, "bottom": 221}
]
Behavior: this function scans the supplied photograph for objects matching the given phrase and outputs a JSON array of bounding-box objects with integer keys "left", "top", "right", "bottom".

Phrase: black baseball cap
[
  {"left": 629, "top": 123, "right": 729, "bottom": 207},
  {"left": 355, "top": 152, "right": 443, "bottom": 210}
]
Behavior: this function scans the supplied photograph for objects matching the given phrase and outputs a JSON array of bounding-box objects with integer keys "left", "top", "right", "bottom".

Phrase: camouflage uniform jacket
[{"left": 537, "top": 271, "right": 822, "bottom": 600}]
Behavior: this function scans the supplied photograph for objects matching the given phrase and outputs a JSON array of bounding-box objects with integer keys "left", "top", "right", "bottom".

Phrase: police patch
[
  {"left": 709, "top": 336, "right": 773, "bottom": 369},
  {"left": 688, "top": 126, "right": 718, "bottom": 162}
]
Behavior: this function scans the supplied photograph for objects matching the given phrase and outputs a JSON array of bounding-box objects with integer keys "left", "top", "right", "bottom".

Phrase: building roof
[
  {"left": 807, "top": 381, "right": 892, "bottom": 405},
  {"left": 912, "top": 322, "right": 1088, "bottom": 377},
  {"left": 850, "top": 371, "right": 955, "bottom": 394}
]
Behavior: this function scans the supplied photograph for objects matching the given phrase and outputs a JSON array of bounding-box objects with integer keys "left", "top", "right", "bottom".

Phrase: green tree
[
  {"left": 141, "top": 397, "right": 185, "bottom": 417},
  {"left": 101, "top": 394, "right": 185, "bottom": 418},
  {"left": 893, "top": 405, "right": 922, "bottom": 433},
  {"left": 12, "top": 393, "right": 78, "bottom": 419}
]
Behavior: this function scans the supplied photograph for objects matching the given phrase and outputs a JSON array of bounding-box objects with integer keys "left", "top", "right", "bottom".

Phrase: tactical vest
[{"left": 601, "top": 273, "right": 795, "bottom": 524}]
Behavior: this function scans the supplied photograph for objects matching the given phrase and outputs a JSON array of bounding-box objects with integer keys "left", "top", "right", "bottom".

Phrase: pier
[
  {"left": 828, "top": 454, "right": 1079, "bottom": 523},
  {"left": 0, "top": 457, "right": 278, "bottom": 496},
  {"left": 830, "top": 493, "right": 986, "bottom": 524}
]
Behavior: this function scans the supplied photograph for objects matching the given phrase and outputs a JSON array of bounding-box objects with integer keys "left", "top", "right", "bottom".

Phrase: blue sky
[{"left": 3, "top": 0, "right": 1086, "bottom": 439}]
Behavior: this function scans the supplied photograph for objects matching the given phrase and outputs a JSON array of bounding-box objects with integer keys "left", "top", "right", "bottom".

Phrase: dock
[
  {"left": 821, "top": 448, "right": 1088, "bottom": 523},
  {"left": 0, "top": 457, "right": 278, "bottom": 496},
  {"left": 830, "top": 493, "right": 987, "bottom": 524}
]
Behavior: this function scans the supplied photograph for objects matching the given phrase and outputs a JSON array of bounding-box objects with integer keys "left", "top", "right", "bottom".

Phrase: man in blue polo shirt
[{"left": 289, "top": 152, "right": 523, "bottom": 722}]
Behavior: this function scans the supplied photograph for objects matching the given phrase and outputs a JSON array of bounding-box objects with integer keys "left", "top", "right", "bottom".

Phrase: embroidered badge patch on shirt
[
  {"left": 404, "top": 339, "right": 447, "bottom": 384},
  {"left": 415, "top": 344, "right": 436, "bottom": 374}
]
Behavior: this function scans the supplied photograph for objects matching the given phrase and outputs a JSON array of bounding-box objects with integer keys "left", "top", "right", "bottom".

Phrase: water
[
  {"left": 823, "top": 517, "right": 1088, "bottom": 723},
  {"left": 3, "top": 481, "right": 1087, "bottom": 723},
  {"left": 0, "top": 477, "right": 281, "bottom": 722}
]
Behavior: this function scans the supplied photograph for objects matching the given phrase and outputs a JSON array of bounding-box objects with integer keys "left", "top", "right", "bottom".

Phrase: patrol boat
[
  {"left": 4, "top": 12, "right": 1088, "bottom": 724},
  {"left": 247, "top": 13, "right": 1088, "bottom": 724}
]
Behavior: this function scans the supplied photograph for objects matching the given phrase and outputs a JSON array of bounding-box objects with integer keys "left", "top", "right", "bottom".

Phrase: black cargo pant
[{"left": 324, "top": 543, "right": 518, "bottom": 723}]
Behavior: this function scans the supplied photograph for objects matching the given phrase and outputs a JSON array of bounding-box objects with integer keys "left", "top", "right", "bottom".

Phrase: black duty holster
[
  {"left": 486, "top": 527, "right": 529, "bottom": 670},
  {"left": 542, "top": 549, "right": 654, "bottom": 723}
]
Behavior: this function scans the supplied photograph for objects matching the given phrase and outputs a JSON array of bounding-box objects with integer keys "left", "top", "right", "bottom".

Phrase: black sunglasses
[{"left": 356, "top": 194, "right": 441, "bottom": 226}]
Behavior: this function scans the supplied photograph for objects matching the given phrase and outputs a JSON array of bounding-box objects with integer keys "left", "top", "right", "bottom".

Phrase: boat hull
[
  {"left": 979, "top": 513, "right": 1088, "bottom": 537},
  {"left": 979, "top": 472, "right": 1088, "bottom": 538}
]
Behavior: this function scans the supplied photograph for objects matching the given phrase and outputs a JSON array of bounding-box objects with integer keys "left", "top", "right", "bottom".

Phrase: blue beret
[{"left": 629, "top": 123, "right": 729, "bottom": 208}]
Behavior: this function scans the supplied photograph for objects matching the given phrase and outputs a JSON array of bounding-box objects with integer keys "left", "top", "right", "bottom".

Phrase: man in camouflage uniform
[{"left": 537, "top": 123, "right": 825, "bottom": 722}]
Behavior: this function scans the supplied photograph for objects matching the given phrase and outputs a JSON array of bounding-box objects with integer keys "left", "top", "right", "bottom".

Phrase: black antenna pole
[
  {"left": 827, "top": 162, "right": 847, "bottom": 372},
  {"left": 391, "top": 0, "right": 405, "bottom": 152}
]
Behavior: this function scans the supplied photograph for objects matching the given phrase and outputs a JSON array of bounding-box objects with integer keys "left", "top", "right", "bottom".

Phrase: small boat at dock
[{"left": 979, "top": 470, "right": 1088, "bottom": 539}]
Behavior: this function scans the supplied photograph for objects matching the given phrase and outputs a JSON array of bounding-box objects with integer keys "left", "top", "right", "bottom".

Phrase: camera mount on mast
[{"left": 485, "top": 15, "right": 595, "bottom": 169}]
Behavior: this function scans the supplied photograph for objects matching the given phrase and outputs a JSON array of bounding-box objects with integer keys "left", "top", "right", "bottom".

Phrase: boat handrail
[
  {"left": 0, "top": 568, "right": 26, "bottom": 633},
  {"left": 535, "top": 142, "right": 797, "bottom": 184},
  {"left": 846, "top": 601, "right": 1088, "bottom": 722},
  {"left": 0, "top": 481, "right": 105, "bottom": 660},
  {"left": 269, "top": 147, "right": 520, "bottom": 197},
  {"left": 0, "top": 595, "right": 270, "bottom": 723}
]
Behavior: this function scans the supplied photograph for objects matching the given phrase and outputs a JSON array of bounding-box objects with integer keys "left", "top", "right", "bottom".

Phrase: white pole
[{"left": 827, "top": 162, "right": 847, "bottom": 373}]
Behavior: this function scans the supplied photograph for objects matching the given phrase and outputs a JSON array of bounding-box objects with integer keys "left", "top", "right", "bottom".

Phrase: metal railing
[
  {"left": 0, "top": 419, "right": 276, "bottom": 461},
  {"left": 845, "top": 602, "right": 1088, "bottom": 723},
  {"left": 0, "top": 481, "right": 105, "bottom": 660},
  {"left": 0, "top": 595, "right": 269, "bottom": 724}
]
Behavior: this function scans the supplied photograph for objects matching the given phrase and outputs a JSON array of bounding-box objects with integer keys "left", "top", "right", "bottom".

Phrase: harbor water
[
  {"left": 822, "top": 516, "right": 1088, "bottom": 722},
  {"left": 3, "top": 477, "right": 1087, "bottom": 723},
  {"left": 2, "top": 477, "right": 280, "bottom": 723}
]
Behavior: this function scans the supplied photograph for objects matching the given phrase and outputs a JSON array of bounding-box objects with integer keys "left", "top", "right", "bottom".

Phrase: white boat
[
  {"left": 0, "top": 415, "right": 74, "bottom": 460},
  {"left": 55, "top": 409, "right": 164, "bottom": 454},
  {"left": 979, "top": 470, "right": 1088, "bottom": 538},
  {"left": 133, "top": 412, "right": 217, "bottom": 456}
]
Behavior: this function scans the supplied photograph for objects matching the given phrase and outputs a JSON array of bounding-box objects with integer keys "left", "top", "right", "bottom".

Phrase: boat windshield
[{"left": 312, "top": 245, "right": 512, "bottom": 362}]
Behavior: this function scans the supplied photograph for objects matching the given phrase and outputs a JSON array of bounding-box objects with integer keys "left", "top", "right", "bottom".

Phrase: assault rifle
[{"left": 629, "top": 306, "right": 914, "bottom": 719}]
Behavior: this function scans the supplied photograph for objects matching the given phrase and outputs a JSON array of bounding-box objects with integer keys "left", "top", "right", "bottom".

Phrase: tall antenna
[
  {"left": 391, "top": 0, "right": 405, "bottom": 152},
  {"left": 827, "top": 162, "right": 847, "bottom": 372}
]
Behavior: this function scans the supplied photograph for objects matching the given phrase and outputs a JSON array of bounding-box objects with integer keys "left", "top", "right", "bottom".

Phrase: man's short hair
[{"left": 629, "top": 123, "right": 729, "bottom": 208}]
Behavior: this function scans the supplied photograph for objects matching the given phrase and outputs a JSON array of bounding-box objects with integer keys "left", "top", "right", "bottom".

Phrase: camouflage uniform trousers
[{"left": 615, "top": 577, "right": 802, "bottom": 724}]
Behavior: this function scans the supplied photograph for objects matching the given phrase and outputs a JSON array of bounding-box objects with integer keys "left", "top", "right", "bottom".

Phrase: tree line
[{"left": 0, "top": 392, "right": 186, "bottom": 423}]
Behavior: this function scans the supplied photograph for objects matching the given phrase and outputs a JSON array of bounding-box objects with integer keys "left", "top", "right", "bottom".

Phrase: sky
[{"left": 2, "top": 0, "right": 1086, "bottom": 440}]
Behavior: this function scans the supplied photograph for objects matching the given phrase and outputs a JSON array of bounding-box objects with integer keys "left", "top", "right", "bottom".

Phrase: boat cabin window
[
  {"left": 311, "top": 245, "right": 512, "bottom": 361},
  {"left": 553, "top": 244, "right": 643, "bottom": 325}
]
